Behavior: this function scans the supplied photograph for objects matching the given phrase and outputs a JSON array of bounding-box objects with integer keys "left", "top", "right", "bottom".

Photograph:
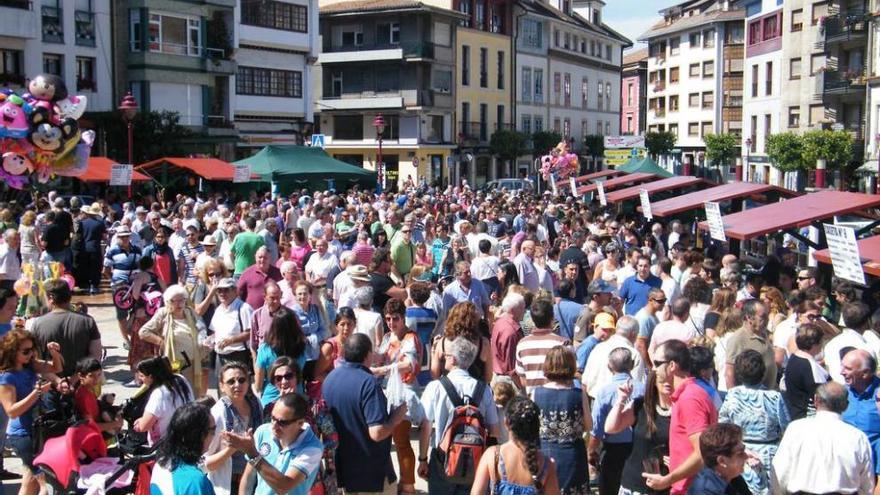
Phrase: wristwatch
[{"left": 248, "top": 455, "right": 263, "bottom": 468}]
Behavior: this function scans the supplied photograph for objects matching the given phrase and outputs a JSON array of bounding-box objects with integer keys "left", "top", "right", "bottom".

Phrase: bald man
[{"left": 841, "top": 348, "right": 880, "bottom": 492}]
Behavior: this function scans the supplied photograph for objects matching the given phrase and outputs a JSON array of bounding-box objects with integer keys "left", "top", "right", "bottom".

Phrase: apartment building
[
  {"left": 0, "top": 0, "right": 113, "bottom": 112},
  {"left": 641, "top": 0, "right": 745, "bottom": 167},
  {"left": 316, "top": 0, "right": 461, "bottom": 190},
  {"left": 514, "top": 0, "right": 629, "bottom": 173},
  {"left": 233, "top": 0, "right": 319, "bottom": 157},
  {"left": 621, "top": 48, "right": 648, "bottom": 135},
  {"left": 112, "top": 0, "right": 239, "bottom": 158}
]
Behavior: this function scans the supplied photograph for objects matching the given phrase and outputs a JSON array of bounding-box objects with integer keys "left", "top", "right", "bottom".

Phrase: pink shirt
[
  {"left": 669, "top": 377, "right": 717, "bottom": 495},
  {"left": 289, "top": 244, "right": 312, "bottom": 271},
  {"left": 352, "top": 243, "right": 374, "bottom": 267}
]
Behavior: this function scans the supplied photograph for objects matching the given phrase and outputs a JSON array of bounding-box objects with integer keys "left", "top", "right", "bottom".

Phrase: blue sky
[{"left": 604, "top": 0, "right": 674, "bottom": 51}]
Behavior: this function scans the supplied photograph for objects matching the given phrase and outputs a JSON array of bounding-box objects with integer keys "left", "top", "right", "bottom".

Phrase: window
[
  {"left": 580, "top": 40, "right": 586, "bottom": 53},
  {"left": 726, "top": 23, "right": 745, "bottom": 44},
  {"left": 750, "top": 115, "right": 757, "bottom": 150},
  {"left": 459, "top": 0, "right": 471, "bottom": 27},
  {"left": 242, "top": 0, "right": 308, "bottom": 32},
  {"left": 553, "top": 118, "right": 561, "bottom": 133},
  {"left": 766, "top": 61, "right": 773, "bottom": 95},
  {"left": 497, "top": 105, "right": 504, "bottom": 128},
  {"left": 788, "top": 106, "right": 800, "bottom": 127},
  {"left": 521, "top": 67, "right": 531, "bottom": 102},
  {"left": 0, "top": 50, "right": 23, "bottom": 84},
  {"left": 130, "top": 10, "right": 142, "bottom": 51},
  {"left": 748, "top": 20, "right": 762, "bottom": 45},
  {"left": 41, "top": 5, "right": 63, "bottom": 43},
  {"left": 810, "top": 54, "right": 825, "bottom": 75},
  {"left": 564, "top": 32, "right": 570, "bottom": 50},
  {"left": 596, "top": 122, "right": 602, "bottom": 134},
  {"left": 605, "top": 83, "right": 611, "bottom": 111},
  {"left": 375, "top": 70, "right": 399, "bottom": 92},
  {"left": 689, "top": 31, "right": 701, "bottom": 47},
  {"left": 534, "top": 69, "right": 543, "bottom": 102},
  {"left": 670, "top": 95, "right": 679, "bottom": 112},
  {"left": 341, "top": 27, "right": 363, "bottom": 46},
  {"left": 689, "top": 93, "right": 700, "bottom": 107},
  {"left": 669, "top": 123, "right": 678, "bottom": 136},
  {"left": 582, "top": 119, "right": 589, "bottom": 139},
  {"left": 606, "top": 45, "right": 612, "bottom": 61},
  {"left": 626, "top": 116, "right": 633, "bottom": 133},
  {"left": 144, "top": 13, "right": 202, "bottom": 56},
  {"left": 522, "top": 19, "right": 542, "bottom": 48},
  {"left": 670, "top": 67, "right": 680, "bottom": 84},
  {"left": 703, "top": 29, "right": 715, "bottom": 48},
  {"left": 489, "top": 5, "right": 502, "bottom": 33},
  {"left": 333, "top": 115, "right": 364, "bottom": 140},
  {"left": 432, "top": 70, "right": 452, "bottom": 92},
  {"left": 479, "top": 104, "right": 488, "bottom": 140},
  {"left": 331, "top": 71, "right": 343, "bottom": 97},
  {"left": 237, "top": 67, "right": 303, "bottom": 97},
  {"left": 554, "top": 72, "right": 561, "bottom": 105},
  {"left": 75, "top": 57, "right": 96, "bottom": 92},
  {"left": 702, "top": 122, "right": 712, "bottom": 137},
  {"left": 521, "top": 115, "right": 532, "bottom": 134},
  {"left": 809, "top": 104, "right": 825, "bottom": 125},
  {"left": 670, "top": 38, "right": 680, "bottom": 55},
  {"left": 376, "top": 23, "right": 400, "bottom": 45},
  {"left": 497, "top": 51, "right": 504, "bottom": 89},
  {"left": 791, "top": 9, "right": 803, "bottom": 32},
  {"left": 462, "top": 45, "right": 470, "bottom": 86},
  {"left": 688, "top": 122, "right": 699, "bottom": 136},
  {"left": 689, "top": 63, "right": 700, "bottom": 77},
  {"left": 461, "top": 103, "right": 470, "bottom": 130},
  {"left": 582, "top": 78, "right": 589, "bottom": 108},
  {"left": 475, "top": 0, "right": 485, "bottom": 29},
  {"left": 702, "top": 60, "right": 714, "bottom": 78},
  {"left": 626, "top": 82, "right": 633, "bottom": 106},
  {"left": 534, "top": 116, "right": 543, "bottom": 132},
  {"left": 563, "top": 118, "right": 571, "bottom": 137},
  {"left": 764, "top": 114, "right": 772, "bottom": 145},
  {"left": 605, "top": 122, "right": 610, "bottom": 135},
  {"left": 597, "top": 80, "right": 603, "bottom": 110},
  {"left": 554, "top": 29, "right": 560, "bottom": 47},
  {"left": 812, "top": 2, "right": 828, "bottom": 25},
  {"left": 479, "top": 48, "right": 488, "bottom": 88},
  {"left": 751, "top": 64, "right": 759, "bottom": 97},
  {"left": 702, "top": 92, "right": 713, "bottom": 109},
  {"left": 42, "top": 54, "right": 62, "bottom": 76},
  {"left": 564, "top": 73, "right": 571, "bottom": 107},
  {"left": 762, "top": 14, "right": 779, "bottom": 41},
  {"left": 591, "top": 40, "right": 596, "bottom": 56},
  {"left": 434, "top": 22, "right": 451, "bottom": 46},
  {"left": 789, "top": 58, "right": 801, "bottom": 80},
  {"left": 75, "top": 10, "right": 96, "bottom": 47}
]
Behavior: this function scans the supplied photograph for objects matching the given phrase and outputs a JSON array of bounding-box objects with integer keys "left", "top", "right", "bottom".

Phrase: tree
[
  {"left": 802, "top": 129, "right": 854, "bottom": 170},
  {"left": 531, "top": 131, "right": 563, "bottom": 156},
  {"left": 490, "top": 129, "right": 529, "bottom": 175},
  {"left": 704, "top": 133, "right": 739, "bottom": 169},
  {"left": 765, "top": 132, "right": 806, "bottom": 172},
  {"left": 645, "top": 131, "right": 676, "bottom": 158},
  {"left": 583, "top": 134, "right": 605, "bottom": 158},
  {"left": 86, "top": 110, "right": 194, "bottom": 164}
]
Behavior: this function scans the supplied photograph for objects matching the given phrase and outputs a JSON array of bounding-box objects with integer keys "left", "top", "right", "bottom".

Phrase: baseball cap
[
  {"left": 593, "top": 312, "right": 616, "bottom": 330},
  {"left": 588, "top": 279, "right": 615, "bottom": 295}
]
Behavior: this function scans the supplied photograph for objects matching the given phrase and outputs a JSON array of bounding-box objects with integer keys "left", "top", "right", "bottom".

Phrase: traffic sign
[{"left": 311, "top": 134, "right": 325, "bottom": 148}]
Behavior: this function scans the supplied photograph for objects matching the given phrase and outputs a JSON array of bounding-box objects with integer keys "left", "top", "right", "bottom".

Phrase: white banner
[
  {"left": 597, "top": 181, "right": 607, "bottom": 206},
  {"left": 604, "top": 136, "right": 646, "bottom": 149},
  {"left": 569, "top": 176, "right": 577, "bottom": 194},
  {"left": 110, "top": 164, "right": 132, "bottom": 186},
  {"left": 823, "top": 224, "right": 866, "bottom": 285},
  {"left": 704, "top": 202, "right": 727, "bottom": 242},
  {"left": 640, "top": 189, "right": 652, "bottom": 221},
  {"left": 233, "top": 164, "right": 251, "bottom": 183}
]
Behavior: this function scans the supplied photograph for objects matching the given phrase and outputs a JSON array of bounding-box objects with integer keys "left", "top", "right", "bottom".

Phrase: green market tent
[
  {"left": 616, "top": 157, "right": 674, "bottom": 178},
  {"left": 233, "top": 145, "right": 376, "bottom": 193}
]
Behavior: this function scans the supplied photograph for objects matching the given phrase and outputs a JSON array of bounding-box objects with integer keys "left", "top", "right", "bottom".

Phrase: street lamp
[
  {"left": 118, "top": 92, "right": 138, "bottom": 195},
  {"left": 741, "top": 137, "right": 752, "bottom": 182},
  {"left": 373, "top": 114, "right": 385, "bottom": 192}
]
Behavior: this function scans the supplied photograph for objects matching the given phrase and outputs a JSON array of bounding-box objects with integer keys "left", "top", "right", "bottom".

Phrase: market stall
[
  {"left": 80, "top": 157, "right": 149, "bottom": 183},
  {"left": 646, "top": 182, "right": 797, "bottom": 218},
  {"left": 605, "top": 176, "right": 710, "bottom": 204},
  {"left": 574, "top": 169, "right": 624, "bottom": 184},
  {"left": 812, "top": 235, "right": 880, "bottom": 278},
  {"left": 576, "top": 172, "right": 658, "bottom": 195}
]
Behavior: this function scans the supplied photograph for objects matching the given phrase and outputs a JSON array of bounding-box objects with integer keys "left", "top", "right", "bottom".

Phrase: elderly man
[
  {"left": 0, "top": 229, "right": 20, "bottom": 291},
  {"left": 328, "top": 251, "right": 356, "bottom": 300},
  {"left": 304, "top": 238, "right": 338, "bottom": 287},
  {"left": 237, "top": 246, "right": 282, "bottom": 310},
  {"left": 420, "top": 337, "right": 501, "bottom": 494},
  {"left": 841, "top": 349, "right": 880, "bottom": 490},
  {"left": 772, "top": 382, "right": 875, "bottom": 495},
  {"left": 257, "top": 218, "right": 280, "bottom": 264},
  {"left": 825, "top": 302, "right": 877, "bottom": 384},
  {"left": 513, "top": 239, "right": 539, "bottom": 291},
  {"left": 441, "top": 260, "right": 491, "bottom": 319},
  {"left": 583, "top": 315, "right": 645, "bottom": 399},
  {"left": 103, "top": 226, "right": 141, "bottom": 348},
  {"left": 491, "top": 292, "right": 526, "bottom": 390},
  {"left": 649, "top": 299, "right": 696, "bottom": 359},
  {"left": 724, "top": 300, "right": 777, "bottom": 390},
  {"left": 249, "top": 282, "right": 284, "bottom": 360}
]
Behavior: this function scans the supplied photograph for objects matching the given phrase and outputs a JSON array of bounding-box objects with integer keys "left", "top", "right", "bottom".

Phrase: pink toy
[
  {"left": 0, "top": 95, "right": 32, "bottom": 139},
  {"left": 540, "top": 140, "right": 579, "bottom": 181}
]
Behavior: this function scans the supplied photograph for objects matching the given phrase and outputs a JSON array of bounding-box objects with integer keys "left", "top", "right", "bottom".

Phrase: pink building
[{"left": 620, "top": 49, "right": 648, "bottom": 135}]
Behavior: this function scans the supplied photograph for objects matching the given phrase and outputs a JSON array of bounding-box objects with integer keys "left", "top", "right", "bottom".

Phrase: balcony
[
  {"left": 816, "top": 69, "right": 867, "bottom": 98},
  {"left": 75, "top": 10, "right": 96, "bottom": 47},
  {"left": 320, "top": 42, "right": 435, "bottom": 64},
  {"left": 0, "top": 1, "right": 35, "bottom": 39},
  {"left": 129, "top": 41, "right": 235, "bottom": 74},
  {"left": 41, "top": 5, "right": 62, "bottom": 43},
  {"left": 459, "top": 121, "right": 488, "bottom": 143},
  {"left": 723, "top": 95, "right": 743, "bottom": 107},
  {"left": 820, "top": 11, "right": 869, "bottom": 47}
]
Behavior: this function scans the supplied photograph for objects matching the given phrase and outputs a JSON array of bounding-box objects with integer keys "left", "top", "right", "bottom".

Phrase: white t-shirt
[
  {"left": 471, "top": 255, "right": 501, "bottom": 281},
  {"left": 648, "top": 320, "right": 696, "bottom": 360},
  {"left": 144, "top": 378, "right": 193, "bottom": 445},
  {"left": 355, "top": 309, "right": 383, "bottom": 346},
  {"left": 209, "top": 300, "right": 253, "bottom": 354},
  {"left": 304, "top": 252, "right": 338, "bottom": 281}
]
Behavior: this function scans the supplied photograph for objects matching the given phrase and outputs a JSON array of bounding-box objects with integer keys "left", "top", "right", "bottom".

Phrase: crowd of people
[{"left": 0, "top": 185, "right": 874, "bottom": 495}]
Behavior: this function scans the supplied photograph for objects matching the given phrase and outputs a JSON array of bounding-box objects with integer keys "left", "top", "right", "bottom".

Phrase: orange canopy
[
  {"left": 137, "top": 157, "right": 246, "bottom": 181},
  {"left": 80, "top": 157, "right": 149, "bottom": 183}
]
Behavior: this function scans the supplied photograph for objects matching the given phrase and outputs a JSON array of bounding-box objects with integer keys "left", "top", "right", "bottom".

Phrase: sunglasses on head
[{"left": 273, "top": 372, "right": 295, "bottom": 383}]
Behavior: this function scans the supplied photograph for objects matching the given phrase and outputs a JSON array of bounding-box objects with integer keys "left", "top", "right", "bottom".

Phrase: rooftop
[
  {"left": 622, "top": 48, "right": 648, "bottom": 65},
  {"left": 321, "top": 0, "right": 458, "bottom": 15},
  {"left": 639, "top": 2, "right": 744, "bottom": 41},
  {"left": 517, "top": 0, "right": 631, "bottom": 45}
]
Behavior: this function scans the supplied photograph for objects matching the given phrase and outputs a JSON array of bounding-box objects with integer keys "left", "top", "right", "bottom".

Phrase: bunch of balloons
[
  {"left": 540, "top": 140, "right": 579, "bottom": 181},
  {"left": 0, "top": 73, "right": 92, "bottom": 189}
]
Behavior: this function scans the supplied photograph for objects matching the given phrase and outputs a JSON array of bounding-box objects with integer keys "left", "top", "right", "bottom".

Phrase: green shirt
[
  {"left": 230, "top": 231, "right": 265, "bottom": 275},
  {"left": 391, "top": 238, "right": 415, "bottom": 276}
]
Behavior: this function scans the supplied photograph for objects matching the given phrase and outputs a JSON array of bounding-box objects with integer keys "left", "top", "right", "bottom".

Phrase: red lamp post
[
  {"left": 373, "top": 114, "right": 386, "bottom": 192},
  {"left": 118, "top": 92, "right": 138, "bottom": 196}
]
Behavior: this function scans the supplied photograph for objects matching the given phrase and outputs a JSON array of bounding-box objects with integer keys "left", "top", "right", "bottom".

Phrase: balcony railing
[
  {"left": 459, "top": 121, "right": 488, "bottom": 142},
  {"left": 495, "top": 123, "right": 516, "bottom": 131},
  {"left": 75, "top": 10, "right": 96, "bottom": 47},
  {"left": 324, "top": 41, "right": 435, "bottom": 59},
  {"left": 129, "top": 41, "right": 227, "bottom": 59},
  {"left": 817, "top": 68, "right": 867, "bottom": 95},
  {"left": 0, "top": 0, "right": 31, "bottom": 9},
  {"left": 41, "top": 5, "right": 62, "bottom": 43},
  {"left": 821, "top": 11, "right": 870, "bottom": 45}
]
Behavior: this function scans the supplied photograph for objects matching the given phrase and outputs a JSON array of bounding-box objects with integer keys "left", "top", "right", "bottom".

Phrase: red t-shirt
[
  {"left": 74, "top": 385, "right": 100, "bottom": 421},
  {"left": 153, "top": 252, "right": 173, "bottom": 286},
  {"left": 669, "top": 377, "right": 718, "bottom": 495}
]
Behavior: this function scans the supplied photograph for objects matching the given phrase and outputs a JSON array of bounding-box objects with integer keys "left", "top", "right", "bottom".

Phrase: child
[
  {"left": 492, "top": 380, "right": 517, "bottom": 444},
  {"left": 74, "top": 358, "right": 123, "bottom": 434}
]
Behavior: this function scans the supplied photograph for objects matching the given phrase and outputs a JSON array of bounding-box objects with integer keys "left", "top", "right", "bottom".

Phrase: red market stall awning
[
  {"left": 137, "top": 157, "right": 246, "bottom": 181},
  {"left": 648, "top": 182, "right": 796, "bottom": 218},
  {"left": 813, "top": 235, "right": 880, "bottom": 278},
  {"left": 575, "top": 169, "right": 624, "bottom": 184},
  {"left": 697, "top": 190, "right": 880, "bottom": 241},
  {"left": 607, "top": 176, "right": 710, "bottom": 204},
  {"left": 80, "top": 157, "right": 150, "bottom": 183},
  {"left": 577, "top": 172, "right": 657, "bottom": 195}
]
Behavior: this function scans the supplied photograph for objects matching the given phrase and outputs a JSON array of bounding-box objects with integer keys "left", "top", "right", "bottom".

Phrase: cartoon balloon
[{"left": 2, "top": 152, "right": 30, "bottom": 175}]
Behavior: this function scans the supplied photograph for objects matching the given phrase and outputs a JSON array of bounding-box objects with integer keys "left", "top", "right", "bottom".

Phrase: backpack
[{"left": 437, "top": 376, "right": 488, "bottom": 485}]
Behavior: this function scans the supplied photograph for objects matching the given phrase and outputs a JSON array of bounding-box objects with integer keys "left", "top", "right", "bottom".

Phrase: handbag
[{"left": 163, "top": 311, "right": 185, "bottom": 373}]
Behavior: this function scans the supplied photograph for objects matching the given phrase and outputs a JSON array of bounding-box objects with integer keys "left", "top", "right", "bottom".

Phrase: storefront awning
[
  {"left": 697, "top": 190, "right": 880, "bottom": 241},
  {"left": 813, "top": 235, "right": 880, "bottom": 278},
  {"left": 574, "top": 169, "right": 624, "bottom": 184},
  {"left": 648, "top": 182, "right": 799, "bottom": 218},
  {"left": 607, "top": 176, "right": 709, "bottom": 204},
  {"left": 137, "top": 157, "right": 248, "bottom": 181},
  {"left": 80, "top": 157, "right": 149, "bottom": 183},
  {"left": 576, "top": 172, "right": 656, "bottom": 195}
]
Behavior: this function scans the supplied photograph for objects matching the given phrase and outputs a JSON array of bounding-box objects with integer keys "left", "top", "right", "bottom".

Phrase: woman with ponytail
[{"left": 471, "top": 396, "right": 561, "bottom": 495}]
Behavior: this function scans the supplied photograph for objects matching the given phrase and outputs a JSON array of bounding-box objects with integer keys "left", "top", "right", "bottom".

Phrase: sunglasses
[
  {"left": 272, "top": 372, "right": 296, "bottom": 383},
  {"left": 797, "top": 276, "right": 810, "bottom": 281},
  {"left": 224, "top": 377, "right": 248, "bottom": 386},
  {"left": 653, "top": 359, "right": 669, "bottom": 368},
  {"left": 270, "top": 415, "right": 301, "bottom": 427},
  {"left": 652, "top": 298, "right": 667, "bottom": 304},
  {"left": 805, "top": 313, "right": 821, "bottom": 321}
]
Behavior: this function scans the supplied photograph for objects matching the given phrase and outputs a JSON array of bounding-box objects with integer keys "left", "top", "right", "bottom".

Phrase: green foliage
[
  {"left": 531, "top": 131, "right": 563, "bottom": 156},
  {"left": 703, "top": 133, "right": 738, "bottom": 168},
  {"left": 801, "top": 129, "right": 854, "bottom": 170},
  {"left": 645, "top": 131, "right": 676, "bottom": 157},
  {"left": 86, "top": 110, "right": 194, "bottom": 164},
  {"left": 583, "top": 135, "right": 605, "bottom": 158},
  {"left": 765, "top": 132, "right": 806, "bottom": 172},
  {"left": 489, "top": 129, "right": 529, "bottom": 162}
]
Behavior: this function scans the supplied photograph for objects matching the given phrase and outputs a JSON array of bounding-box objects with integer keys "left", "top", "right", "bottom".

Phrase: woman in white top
[
  {"left": 593, "top": 242, "right": 622, "bottom": 291},
  {"left": 133, "top": 356, "right": 194, "bottom": 446},
  {"left": 209, "top": 278, "right": 253, "bottom": 370}
]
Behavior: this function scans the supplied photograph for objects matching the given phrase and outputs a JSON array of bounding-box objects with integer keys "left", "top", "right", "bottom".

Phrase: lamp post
[
  {"left": 816, "top": 158, "right": 827, "bottom": 189},
  {"left": 118, "top": 92, "right": 138, "bottom": 196},
  {"left": 741, "top": 137, "right": 752, "bottom": 182},
  {"left": 373, "top": 114, "right": 385, "bottom": 192}
]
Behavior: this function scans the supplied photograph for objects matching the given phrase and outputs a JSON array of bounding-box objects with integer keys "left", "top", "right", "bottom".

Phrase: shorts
[{"left": 8, "top": 434, "right": 35, "bottom": 469}]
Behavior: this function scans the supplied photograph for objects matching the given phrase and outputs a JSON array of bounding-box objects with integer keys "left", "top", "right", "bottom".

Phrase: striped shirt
[
  {"left": 515, "top": 328, "right": 571, "bottom": 393},
  {"left": 351, "top": 242, "right": 374, "bottom": 267}
]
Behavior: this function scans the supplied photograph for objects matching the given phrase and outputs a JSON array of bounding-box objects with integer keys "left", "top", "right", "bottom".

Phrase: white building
[
  {"left": 641, "top": 0, "right": 744, "bottom": 167},
  {"left": 233, "top": 0, "right": 319, "bottom": 157},
  {"left": 0, "top": 0, "right": 113, "bottom": 112}
]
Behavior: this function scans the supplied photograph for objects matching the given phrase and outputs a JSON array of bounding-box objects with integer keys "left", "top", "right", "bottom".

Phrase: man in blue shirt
[
  {"left": 324, "top": 334, "right": 408, "bottom": 493},
  {"left": 618, "top": 255, "right": 661, "bottom": 316},
  {"left": 841, "top": 348, "right": 880, "bottom": 487},
  {"left": 553, "top": 279, "right": 582, "bottom": 341},
  {"left": 442, "top": 261, "right": 491, "bottom": 318}
]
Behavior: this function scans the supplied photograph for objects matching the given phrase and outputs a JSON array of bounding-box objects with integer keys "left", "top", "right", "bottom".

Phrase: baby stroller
[{"left": 34, "top": 421, "right": 156, "bottom": 495}]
